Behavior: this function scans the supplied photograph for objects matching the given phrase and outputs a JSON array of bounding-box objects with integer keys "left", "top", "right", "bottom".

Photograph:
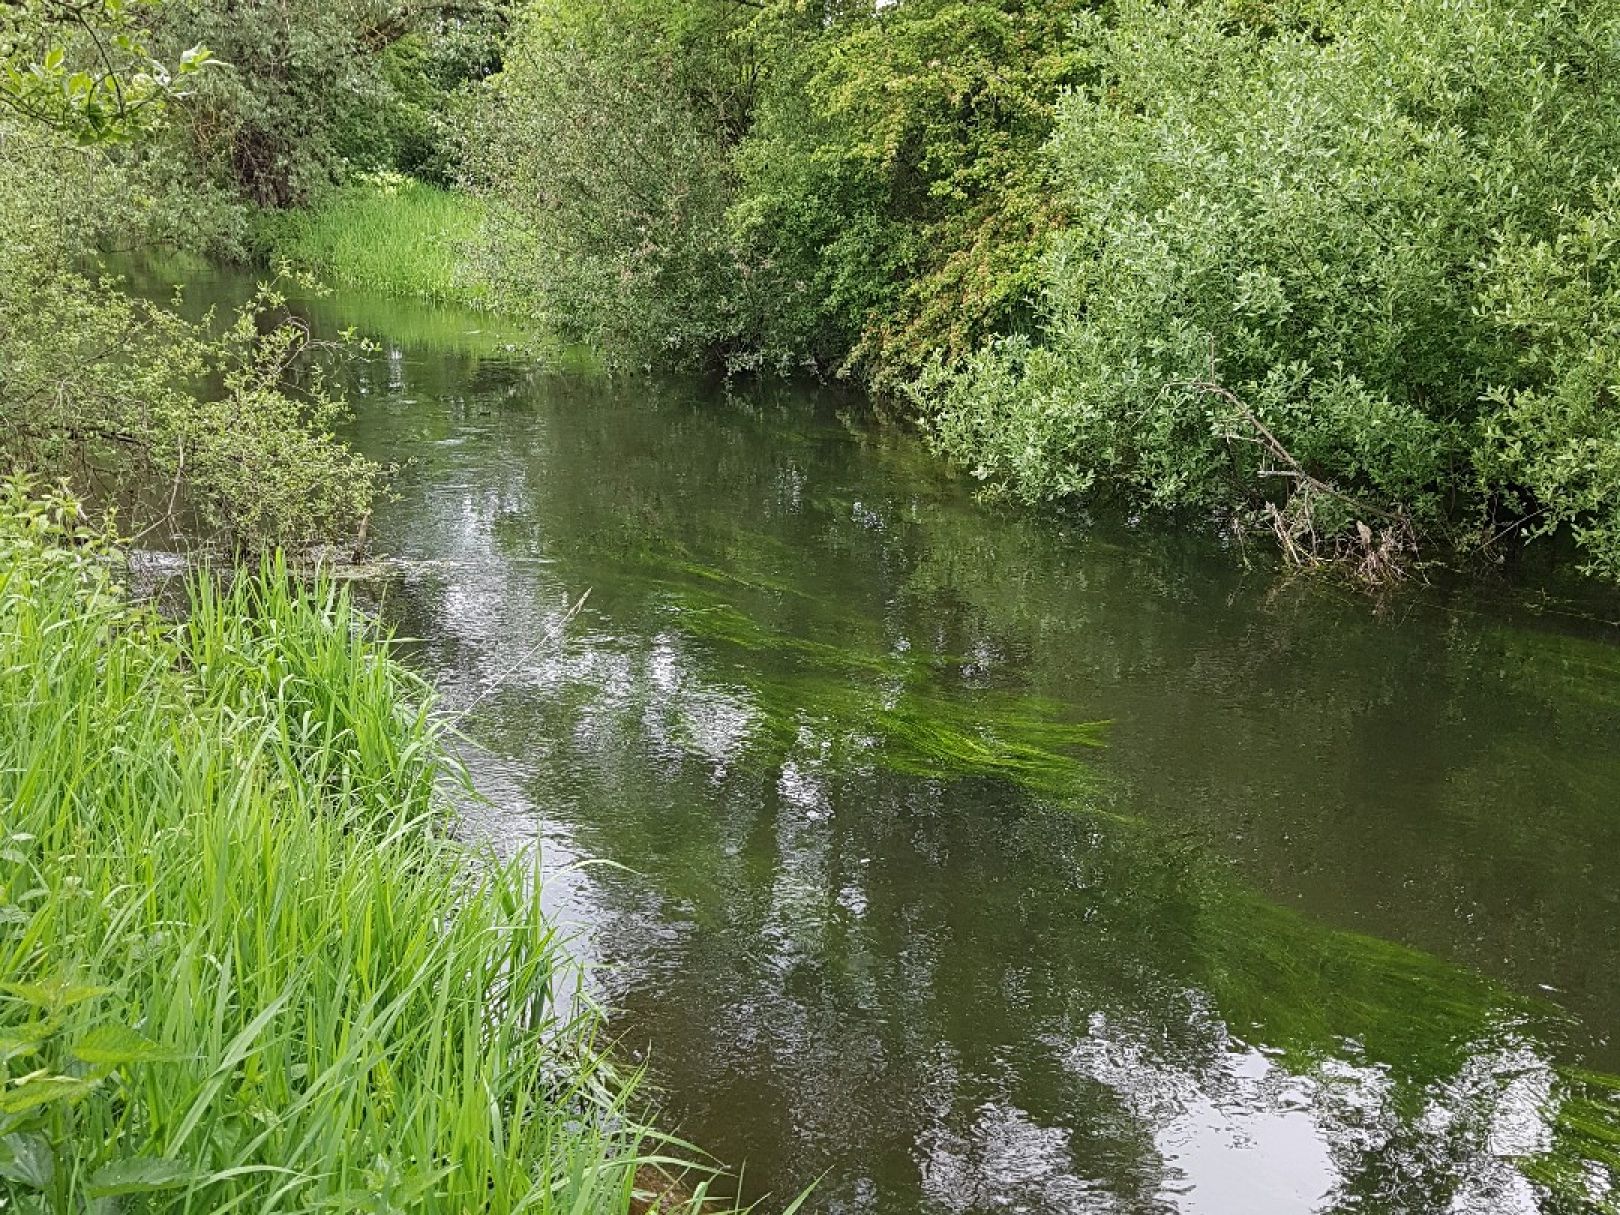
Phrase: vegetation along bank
[
  {"left": 3, "top": 0, "right": 1620, "bottom": 1205},
  {"left": 9, "top": 0, "right": 1620, "bottom": 581},
  {"left": 0, "top": 486, "right": 728, "bottom": 1210}
]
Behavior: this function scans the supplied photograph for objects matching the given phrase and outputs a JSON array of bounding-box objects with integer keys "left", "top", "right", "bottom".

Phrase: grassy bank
[
  {"left": 0, "top": 484, "right": 706, "bottom": 1212},
  {"left": 262, "top": 176, "right": 491, "bottom": 308}
]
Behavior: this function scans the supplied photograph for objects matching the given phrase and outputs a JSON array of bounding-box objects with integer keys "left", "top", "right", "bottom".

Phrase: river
[{"left": 143, "top": 264, "right": 1620, "bottom": 1215}]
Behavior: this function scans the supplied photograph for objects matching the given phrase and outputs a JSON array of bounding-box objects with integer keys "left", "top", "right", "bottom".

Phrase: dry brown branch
[{"left": 1168, "top": 375, "right": 1420, "bottom": 585}]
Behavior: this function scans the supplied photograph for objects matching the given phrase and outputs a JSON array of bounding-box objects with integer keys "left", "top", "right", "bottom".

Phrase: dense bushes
[
  {"left": 0, "top": 1, "right": 382, "bottom": 549},
  {"left": 465, "top": 0, "right": 744, "bottom": 357},
  {"left": 468, "top": 0, "right": 1620, "bottom": 580},
  {"left": 924, "top": 0, "right": 1620, "bottom": 577},
  {"left": 467, "top": 0, "right": 1082, "bottom": 379},
  {"left": 17, "top": 0, "right": 1620, "bottom": 578},
  {"left": 728, "top": 0, "right": 1085, "bottom": 386}
]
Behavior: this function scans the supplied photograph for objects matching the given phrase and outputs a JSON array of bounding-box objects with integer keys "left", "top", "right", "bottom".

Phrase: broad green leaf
[
  {"left": 87, "top": 1156, "right": 197, "bottom": 1197},
  {"left": 73, "top": 1024, "right": 180, "bottom": 1066},
  {"left": 0, "top": 1020, "right": 53, "bottom": 1062},
  {"left": 0, "top": 1132, "right": 53, "bottom": 1189},
  {"left": 3, "top": 977, "right": 111, "bottom": 1010},
  {"left": 0, "top": 1073, "right": 98, "bottom": 1114}
]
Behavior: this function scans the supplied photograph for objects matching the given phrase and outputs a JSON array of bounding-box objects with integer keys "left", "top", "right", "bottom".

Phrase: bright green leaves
[
  {"left": 3, "top": 979, "right": 112, "bottom": 1014},
  {"left": 465, "top": 0, "right": 744, "bottom": 365},
  {"left": 0, "top": 234, "right": 384, "bottom": 550},
  {"left": 71, "top": 1025, "right": 181, "bottom": 1067},
  {"left": 0, "top": 1074, "right": 100, "bottom": 1116},
  {"left": 733, "top": 0, "right": 1087, "bottom": 386},
  {"left": 322, "top": 1155, "right": 456, "bottom": 1214},
  {"left": 0, "top": 492, "right": 695, "bottom": 1214},
  {"left": 0, "top": 972, "right": 190, "bottom": 1204},
  {"left": 0, "top": 0, "right": 215, "bottom": 144},
  {"left": 469, "top": 0, "right": 1086, "bottom": 380},
  {"left": 924, "top": 0, "right": 1620, "bottom": 580}
]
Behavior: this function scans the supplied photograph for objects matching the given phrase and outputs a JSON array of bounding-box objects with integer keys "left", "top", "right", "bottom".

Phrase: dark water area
[{"left": 137, "top": 264, "right": 1620, "bottom": 1214}]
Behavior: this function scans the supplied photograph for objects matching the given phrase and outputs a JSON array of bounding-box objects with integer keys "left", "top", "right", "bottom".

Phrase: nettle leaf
[
  {"left": 87, "top": 1156, "right": 198, "bottom": 1197},
  {"left": 0, "top": 1019, "right": 53, "bottom": 1059},
  {"left": 0, "top": 1132, "right": 53, "bottom": 1189},
  {"left": 0, "top": 1073, "right": 99, "bottom": 1114},
  {"left": 3, "top": 977, "right": 111, "bottom": 1010},
  {"left": 73, "top": 1025, "right": 180, "bottom": 1066}
]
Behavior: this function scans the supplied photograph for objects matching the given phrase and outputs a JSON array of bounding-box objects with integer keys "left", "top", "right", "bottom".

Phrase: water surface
[{"left": 157, "top": 267, "right": 1620, "bottom": 1214}]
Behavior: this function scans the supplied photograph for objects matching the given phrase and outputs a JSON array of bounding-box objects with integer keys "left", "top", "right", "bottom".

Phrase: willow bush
[{"left": 915, "top": 0, "right": 1620, "bottom": 577}]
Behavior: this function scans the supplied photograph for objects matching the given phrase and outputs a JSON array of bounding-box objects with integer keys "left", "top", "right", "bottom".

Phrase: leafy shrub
[
  {"left": 463, "top": 0, "right": 742, "bottom": 365},
  {"left": 0, "top": 137, "right": 381, "bottom": 549},
  {"left": 922, "top": 0, "right": 1620, "bottom": 576},
  {"left": 729, "top": 0, "right": 1085, "bottom": 385},
  {"left": 464, "top": 0, "right": 1084, "bottom": 380}
]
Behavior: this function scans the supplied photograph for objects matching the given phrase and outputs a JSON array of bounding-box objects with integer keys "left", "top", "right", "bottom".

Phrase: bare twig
[{"left": 1167, "top": 364, "right": 1419, "bottom": 583}]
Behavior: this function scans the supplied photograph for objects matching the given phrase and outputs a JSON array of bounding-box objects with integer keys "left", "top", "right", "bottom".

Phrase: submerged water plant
[{"left": 651, "top": 577, "right": 1108, "bottom": 799}]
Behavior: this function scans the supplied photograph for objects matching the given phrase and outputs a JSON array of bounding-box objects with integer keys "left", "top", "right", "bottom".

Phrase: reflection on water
[{"left": 152, "top": 265, "right": 1620, "bottom": 1213}]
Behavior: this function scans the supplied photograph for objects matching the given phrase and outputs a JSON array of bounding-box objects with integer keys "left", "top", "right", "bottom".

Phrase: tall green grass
[
  {"left": 0, "top": 483, "right": 713, "bottom": 1212},
  {"left": 266, "top": 176, "right": 492, "bottom": 308}
]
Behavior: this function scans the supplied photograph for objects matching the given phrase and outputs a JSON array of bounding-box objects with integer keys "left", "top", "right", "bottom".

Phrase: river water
[{"left": 152, "top": 267, "right": 1620, "bottom": 1214}]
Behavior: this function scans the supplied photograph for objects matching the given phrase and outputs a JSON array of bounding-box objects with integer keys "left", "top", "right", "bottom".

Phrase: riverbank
[
  {"left": 257, "top": 175, "right": 492, "bottom": 309},
  {"left": 0, "top": 483, "right": 708, "bottom": 1212}
]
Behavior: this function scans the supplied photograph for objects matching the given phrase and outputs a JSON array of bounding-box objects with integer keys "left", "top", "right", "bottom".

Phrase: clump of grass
[
  {"left": 265, "top": 174, "right": 491, "bottom": 308},
  {"left": 0, "top": 481, "right": 715, "bottom": 1212}
]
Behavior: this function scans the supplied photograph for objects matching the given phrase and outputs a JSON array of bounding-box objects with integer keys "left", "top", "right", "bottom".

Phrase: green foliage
[
  {"left": 0, "top": 232, "right": 382, "bottom": 548},
  {"left": 1, "top": 0, "right": 385, "bottom": 552},
  {"left": 1475, "top": 174, "right": 1620, "bottom": 582},
  {"left": 0, "top": 0, "right": 213, "bottom": 144},
  {"left": 463, "top": 0, "right": 1620, "bottom": 579},
  {"left": 465, "top": 0, "right": 1083, "bottom": 378},
  {"left": 729, "top": 0, "right": 1085, "bottom": 385},
  {"left": 145, "top": 0, "right": 402, "bottom": 207},
  {"left": 263, "top": 174, "right": 492, "bottom": 307},
  {"left": 112, "top": 0, "right": 506, "bottom": 230},
  {"left": 0, "top": 484, "right": 717, "bottom": 1213},
  {"left": 464, "top": 0, "right": 743, "bottom": 364},
  {"left": 921, "top": 0, "right": 1620, "bottom": 577}
]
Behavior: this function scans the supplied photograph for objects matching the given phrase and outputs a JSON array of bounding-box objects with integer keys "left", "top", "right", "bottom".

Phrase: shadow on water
[{"left": 126, "top": 260, "right": 1620, "bottom": 1214}]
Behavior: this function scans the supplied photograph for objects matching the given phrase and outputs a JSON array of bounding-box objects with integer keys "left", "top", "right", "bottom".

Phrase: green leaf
[
  {"left": 0, "top": 1020, "right": 53, "bottom": 1062},
  {"left": 2, "top": 977, "right": 111, "bottom": 1010},
  {"left": 87, "top": 1156, "right": 197, "bottom": 1197},
  {"left": 0, "top": 1132, "right": 53, "bottom": 1189},
  {"left": 0, "top": 1074, "right": 98, "bottom": 1114},
  {"left": 73, "top": 1025, "right": 179, "bottom": 1066}
]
